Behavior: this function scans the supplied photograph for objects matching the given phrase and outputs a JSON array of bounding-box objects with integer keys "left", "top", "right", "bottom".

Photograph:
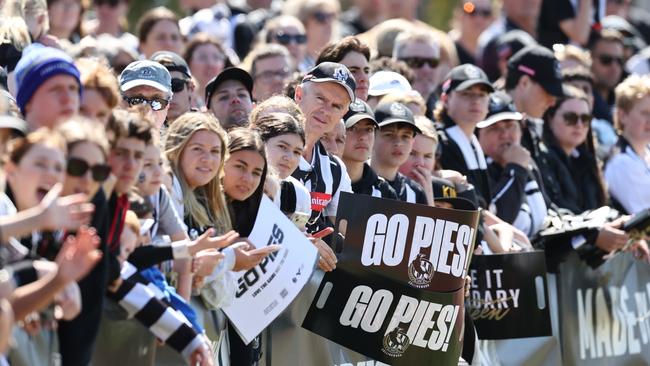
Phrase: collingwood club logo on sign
[
  {"left": 382, "top": 327, "right": 411, "bottom": 357},
  {"left": 408, "top": 253, "right": 434, "bottom": 288}
]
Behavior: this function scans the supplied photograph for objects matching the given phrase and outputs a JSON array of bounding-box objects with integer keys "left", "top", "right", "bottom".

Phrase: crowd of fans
[{"left": 0, "top": 0, "right": 650, "bottom": 365}]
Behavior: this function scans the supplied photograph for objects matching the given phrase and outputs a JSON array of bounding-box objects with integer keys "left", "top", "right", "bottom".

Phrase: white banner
[{"left": 223, "top": 195, "right": 319, "bottom": 344}]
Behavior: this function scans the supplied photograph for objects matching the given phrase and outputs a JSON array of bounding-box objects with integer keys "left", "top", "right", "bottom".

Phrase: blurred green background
[{"left": 126, "top": 0, "right": 456, "bottom": 33}]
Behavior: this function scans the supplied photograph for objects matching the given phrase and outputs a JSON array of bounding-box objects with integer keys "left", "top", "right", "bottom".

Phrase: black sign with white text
[
  {"left": 302, "top": 194, "right": 480, "bottom": 364},
  {"left": 468, "top": 251, "right": 551, "bottom": 339},
  {"left": 302, "top": 269, "right": 465, "bottom": 365},
  {"left": 557, "top": 252, "right": 650, "bottom": 365},
  {"left": 333, "top": 192, "right": 480, "bottom": 293}
]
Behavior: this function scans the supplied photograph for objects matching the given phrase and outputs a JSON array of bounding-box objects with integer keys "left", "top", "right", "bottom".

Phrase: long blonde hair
[{"left": 164, "top": 112, "right": 231, "bottom": 232}]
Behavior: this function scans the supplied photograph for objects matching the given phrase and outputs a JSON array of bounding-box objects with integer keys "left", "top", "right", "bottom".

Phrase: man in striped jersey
[
  {"left": 341, "top": 98, "right": 397, "bottom": 199},
  {"left": 370, "top": 102, "right": 430, "bottom": 205},
  {"left": 292, "top": 62, "right": 354, "bottom": 233}
]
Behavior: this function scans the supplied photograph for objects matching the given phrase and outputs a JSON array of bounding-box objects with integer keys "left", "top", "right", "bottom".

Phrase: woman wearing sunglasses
[
  {"left": 541, "top": 85, "right": 607, "bottom": 214},
  {"left": 2, "top": 126, "right": 100, "bottom": 366}
]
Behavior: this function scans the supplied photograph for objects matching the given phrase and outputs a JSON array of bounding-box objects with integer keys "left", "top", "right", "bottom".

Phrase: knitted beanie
[{"left": 14, "top": 44, "right": 81, "bottom": 114}]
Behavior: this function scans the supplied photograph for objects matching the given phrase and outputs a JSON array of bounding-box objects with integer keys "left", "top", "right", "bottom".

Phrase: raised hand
[
  {"left": 190, "top": 229, "right": 240, "bottom": 255},
  {"left": 54, "top": 226, "right": 102, "bottom": 283},
  {"left": 39, "top": 183, "right": 94, "bottom": 232},
  {"left": 232, "top": 242, "right": 281, "bottom": 272}
]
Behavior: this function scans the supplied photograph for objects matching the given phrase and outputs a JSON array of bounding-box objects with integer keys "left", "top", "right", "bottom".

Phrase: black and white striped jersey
[
  {"left": 292, "top": 141, "right": 352, "bottom": 233},
  {"left": 108, "top": 262, "right": 204, "bottom": 359}
]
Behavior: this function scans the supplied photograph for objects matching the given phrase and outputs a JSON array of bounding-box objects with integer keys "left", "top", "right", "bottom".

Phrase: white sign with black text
[{"left": 223, "top": 195, "right": 319, "bottom": 344}]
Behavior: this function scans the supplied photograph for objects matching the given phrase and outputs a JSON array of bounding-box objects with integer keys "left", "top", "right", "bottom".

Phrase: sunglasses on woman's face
[
  {"left": 67, "top": 158, "right": 111, "bottom": 182},
  {"left": 562, "top": 112, "right": 592, "bottom": 126},
  {"left": 274, "top": 32, "right": 307, "bottom": 45},
  {"left": 596, "top": 54, "right": 624, "bottom": 67}
]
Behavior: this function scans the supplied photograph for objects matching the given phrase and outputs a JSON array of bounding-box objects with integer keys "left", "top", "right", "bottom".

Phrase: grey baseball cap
[{"left": 119, "top": 60, "right": 172, "bottom": 94}]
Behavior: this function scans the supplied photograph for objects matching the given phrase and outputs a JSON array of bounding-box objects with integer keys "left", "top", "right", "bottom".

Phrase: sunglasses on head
[
  {"left": 312, "top": 11, "right": 336, "bottom": 23},
  {"left": 275, "top": 32, "right": 307, "bottom": 45},
  {"left": 171, "top": 78, "right": 188, "bottom": 93},
  {"left": 562, "top": 112, "right": 592, "bottom": 126},
  {"left": 597, "top": 54, "right": 624, "bottom": 66},
  {"left": 401, "top": 57, "right": 440, "bottom": 69},
  {"left": 122, "top": 95, "right": 170, "bottom": 111},
  {"left": 67, "top": 158, "right": 111, "bottom": 182}
]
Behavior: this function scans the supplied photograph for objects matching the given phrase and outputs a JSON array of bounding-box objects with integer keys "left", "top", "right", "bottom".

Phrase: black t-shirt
[
  {"left": 386, "top": 172, "right": 429, "bottom": 205},
  {"left": 351, "top": 163, "right": 398, "bottom": 199},
  {"left": 538, "top": 0, "right": 575, "bottom": 48},
  {"left": 455, "top": 40, "right": 476, "bottom": 65}
]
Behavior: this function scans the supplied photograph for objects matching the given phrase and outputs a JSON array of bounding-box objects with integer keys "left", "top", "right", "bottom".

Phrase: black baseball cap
[
  {"left": 374, "top": 102, "right": 421, "bottom": 134},
  {"left": 343, "top": 99, "right": 377, "bottom": 128},
  {"left": 150, "top": 51, "right": 192, "bottom": 79},
  {"left": 508, "top": 45, "right": 564, "bottom": 97},
  {"left": 205, "top": 67, "right": 253, "bottom": 108},
  {"left": 432, "top": 177, "right": 478, "bottom": 211},
  {"left": 477, "top": 91, "right": 523, "bottom": 128},
  {"left": 302, "top": 62, "right": 356, "bottom": 102},
  {"left": 441, "top": 64, "right": 494, "bottom": 95},
  {"left": 496, "top": 30, "right": 537, "bottom": 60}
]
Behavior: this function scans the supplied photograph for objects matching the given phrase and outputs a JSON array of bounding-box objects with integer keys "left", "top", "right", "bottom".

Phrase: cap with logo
[
  {"left": 343, "top": 99, "right": 378, "bottom": 128},
  {"left": 119, "top": 60, "right": 172, "bottom": 94},
  {"left": 476, "top": 91, "right": 523, "bottom": 128},
  {"left": 441, "top": 64, "right": 494, "bottom": 95},
  {"left": 432, "top": 177, "right": 478, "bottom": 211},
  {"left": 150, "top": 51, "right": 192, "bottom": 79},
  {"left": 204, "top": 67, "right": 253, "bottom": 108},
  {"left": 368, "top": 71, "right": 412, "bottom": 97},
  {"left": 302, "top": 62, "right": 356, "bottom": 102},
  {"left": 507, "top": 45, "right": 565, "bottom": 97},
  {"left": 374, "top": 102, "right": 421, "bottom": 134}
]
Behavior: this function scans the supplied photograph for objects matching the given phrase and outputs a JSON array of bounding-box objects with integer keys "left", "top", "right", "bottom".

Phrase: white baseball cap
[{"left": 368, "top": 71, "right": 412, "bottom": 97}]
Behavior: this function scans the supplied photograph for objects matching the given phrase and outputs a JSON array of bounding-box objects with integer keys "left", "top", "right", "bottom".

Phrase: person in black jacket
[
  {"left": 435, "top": 64, "right": 494, "bottom": 207},
  {"left": 477, "top": 92, "right": 548, "bottom": 237},
  {"left": 541, "top": 85, "right": 607, "bottom": 214},
  {"left": 342, "top": 99, "right": 397, "bottom": 199},
  {"left": 370, "top": 102, "right": 429, "bottom": 205}
]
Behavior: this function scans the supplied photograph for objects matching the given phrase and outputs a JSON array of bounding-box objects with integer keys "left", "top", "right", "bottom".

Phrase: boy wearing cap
[
  {"left": 477, "top": 92, "right": 547, "bottom": 237},
  {"left": 341, "top": 99, "right": 397, "bottom": 199},
  {"left": 370, "top": 102, "right": 430, "bottom": 205},
  {"left": 436, "top": 64, "right": 494, "bottom": 207},
  {"left": 293, "top": 62, "right": 355, "bottom": 233},
  {"left": 119, "top": 60, "right": 173, "bottom": 129},
  {"left": 150, "top": 51, "right": 195, "bottom": 123},
  {"left": 14, "top": 44, "right": 82, "bottom": 130},
  {"left": 205, "top": 67, "right": 254, "bottom": 130}
]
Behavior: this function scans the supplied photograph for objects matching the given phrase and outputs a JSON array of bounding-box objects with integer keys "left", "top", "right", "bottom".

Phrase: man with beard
[{"left": 205, "top": 67, "right": 254, "bottom": 130}]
